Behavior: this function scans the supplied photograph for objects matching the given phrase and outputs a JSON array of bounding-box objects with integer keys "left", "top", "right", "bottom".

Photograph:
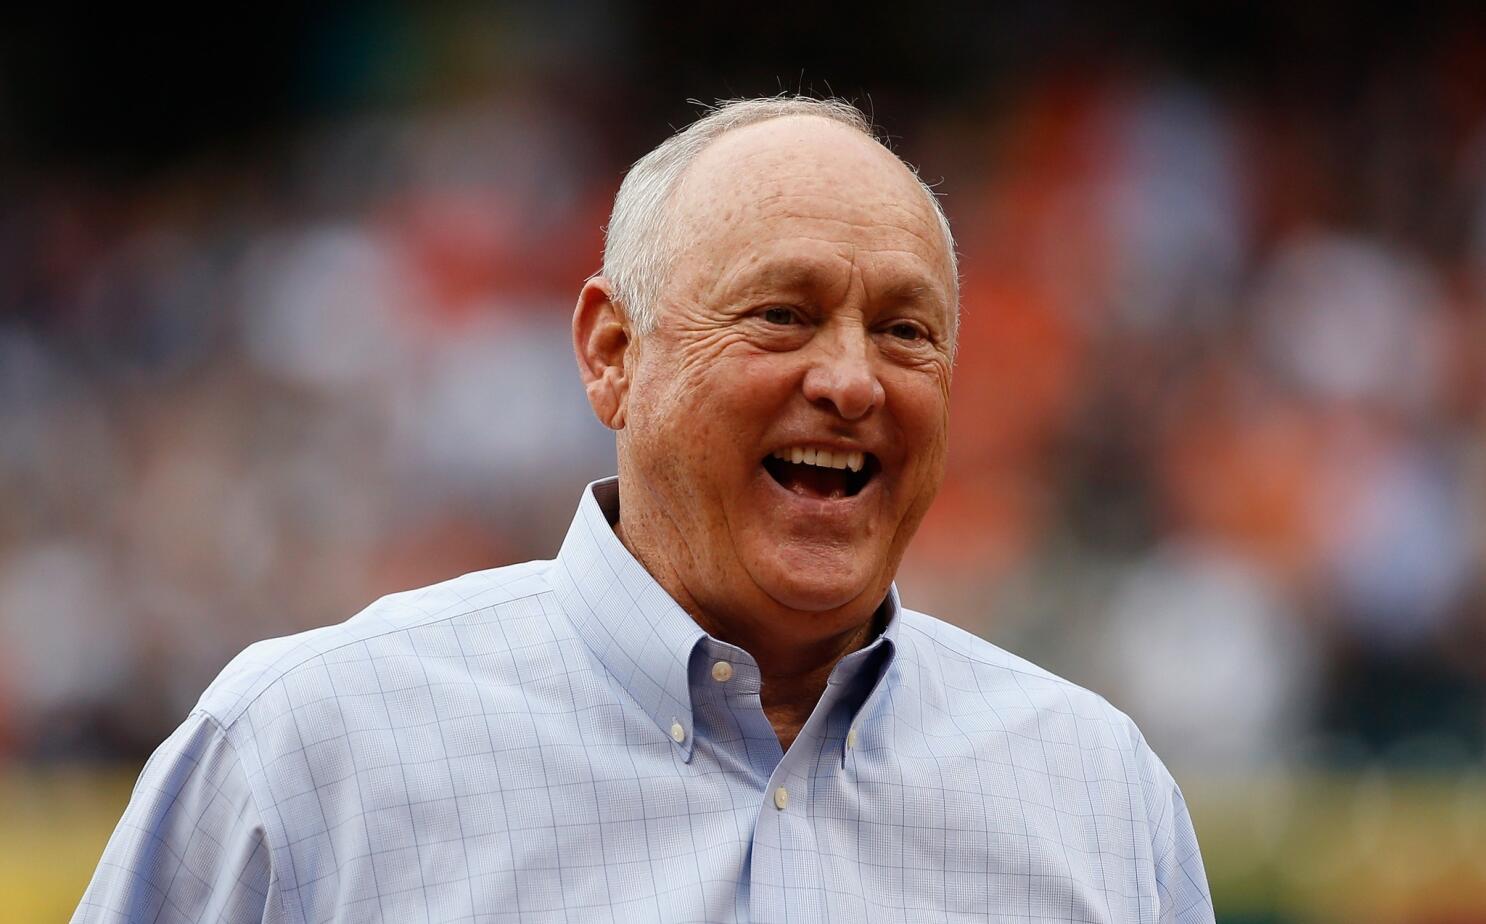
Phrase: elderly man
[{"left": 77, "top": 97, "right": 1213, "bottom": 923}]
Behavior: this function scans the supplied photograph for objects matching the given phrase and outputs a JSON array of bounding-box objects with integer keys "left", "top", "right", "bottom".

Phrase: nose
[{"left": 801, "top": 323, "right": 885, "bottom": 421}]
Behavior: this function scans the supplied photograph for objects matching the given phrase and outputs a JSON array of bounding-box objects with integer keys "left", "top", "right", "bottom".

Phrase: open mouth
[{"left": 762, "top": 447, "right": 880, "bottom": 500}]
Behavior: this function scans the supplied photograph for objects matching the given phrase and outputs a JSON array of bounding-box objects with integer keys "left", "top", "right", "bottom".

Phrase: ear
[{"left": 572, "top": 276, "right": 633, "bottom": 430}]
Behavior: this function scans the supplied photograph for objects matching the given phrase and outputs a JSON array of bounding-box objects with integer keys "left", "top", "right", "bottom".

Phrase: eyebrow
[
  {"left": 741, "top": 259, "right": 819, "bottom": 289},
  {"left": 739, "top": 258, "right": 945, "bottom": 305},
  {"left": 879, "top": 283, "right": 933, "bottom": 302}
]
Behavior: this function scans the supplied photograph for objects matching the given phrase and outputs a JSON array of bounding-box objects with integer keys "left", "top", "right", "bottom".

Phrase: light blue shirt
[{"left": 76, "top": 478, "right": 1213, "bottom": 923}]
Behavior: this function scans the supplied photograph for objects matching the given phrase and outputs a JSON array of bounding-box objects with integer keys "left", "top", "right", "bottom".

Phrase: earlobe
[{"left": 572, "top": 276, "right": 632, "bottom": 430}]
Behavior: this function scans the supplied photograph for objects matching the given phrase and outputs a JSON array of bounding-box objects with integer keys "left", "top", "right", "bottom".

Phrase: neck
[
  {"left": 750, "top": 616, "right": 877, "bottom": 752},
  {"left": 612, "top": 518, "right": 882, "bottom": 752}
]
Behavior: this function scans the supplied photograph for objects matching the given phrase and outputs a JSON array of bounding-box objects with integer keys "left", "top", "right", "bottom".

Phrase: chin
[{"left": 751, "top": 553, "right": 879, "bottom": 616}]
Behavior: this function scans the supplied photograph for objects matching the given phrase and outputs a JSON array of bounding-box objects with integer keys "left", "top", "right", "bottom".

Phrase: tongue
[{"left": 779, "top": 461, "right": 850, "bottom": 499}]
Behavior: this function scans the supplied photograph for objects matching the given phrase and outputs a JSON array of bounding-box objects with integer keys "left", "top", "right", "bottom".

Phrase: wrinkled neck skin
[{"left": 612, "top": 469, "right": 879, "bottom": 752}]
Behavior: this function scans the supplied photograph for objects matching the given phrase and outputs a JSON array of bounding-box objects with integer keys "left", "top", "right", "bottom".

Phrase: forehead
[{"left": 667, "top": 117, "right": 953, "bottom": 291}]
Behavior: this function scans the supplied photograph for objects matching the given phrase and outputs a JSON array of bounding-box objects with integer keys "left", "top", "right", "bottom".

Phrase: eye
[
  {"left": 762, "top": 306, "right": 799, "bottom": 326},
  {"left": 888, "top": 321, "right": 925, "bottom": 341}
]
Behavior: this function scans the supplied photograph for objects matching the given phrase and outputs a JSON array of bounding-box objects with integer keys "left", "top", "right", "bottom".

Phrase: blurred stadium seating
[{"left": 1, "top": 4, "right": 1483, "bottom": 921}]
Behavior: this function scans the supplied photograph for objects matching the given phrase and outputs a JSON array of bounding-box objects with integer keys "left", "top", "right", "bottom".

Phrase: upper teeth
[{"left": 771, "top": 447, "right": 865, "bottom": 472}]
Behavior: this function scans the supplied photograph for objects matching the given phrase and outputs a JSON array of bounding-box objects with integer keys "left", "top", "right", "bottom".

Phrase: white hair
[{"left": 602, "top": 96, "right": 959, "bottom": 335}]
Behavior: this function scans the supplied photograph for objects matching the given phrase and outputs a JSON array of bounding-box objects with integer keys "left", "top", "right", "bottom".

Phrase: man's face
[{"left": 616, "top": 116, "right": 956, "bottom": 643}]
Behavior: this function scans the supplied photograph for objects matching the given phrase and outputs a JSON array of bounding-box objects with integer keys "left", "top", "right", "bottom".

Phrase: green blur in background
[{"left": 6, "top": 770, "right": 1486, "bottom": 921}]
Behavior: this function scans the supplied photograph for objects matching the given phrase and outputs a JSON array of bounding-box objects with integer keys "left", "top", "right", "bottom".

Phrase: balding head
[{"left": 602, "top": 97, "right": 958, "bottom": 338}]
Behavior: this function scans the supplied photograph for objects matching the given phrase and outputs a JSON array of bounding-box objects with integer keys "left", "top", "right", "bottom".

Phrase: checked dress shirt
[{"left": 76, "top": 477, "right": 1214, "bottom": 923}]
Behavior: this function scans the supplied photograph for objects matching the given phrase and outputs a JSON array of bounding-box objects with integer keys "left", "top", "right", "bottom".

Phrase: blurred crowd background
[{"left": 3, "top": 3, "right": 1485, "bottom": 921}]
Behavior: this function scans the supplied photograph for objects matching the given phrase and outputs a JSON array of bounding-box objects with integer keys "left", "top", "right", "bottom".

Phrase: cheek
[
  {"left": 685, "top": 353, "right": 801, "bottom": 436},
  {"left": 889, "top": 373, "right": 952, "bottom": 463},
  {"left": 626, "top": 361, "right": 772, "bottom": 479},
  {"left": 626, "top": 352, "right": 711, "bottom": 435}
]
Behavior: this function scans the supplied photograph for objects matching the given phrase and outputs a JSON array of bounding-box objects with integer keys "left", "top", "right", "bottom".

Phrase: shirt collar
[{"left": 548, "top": 477, "right": 901, "bottom": 757}]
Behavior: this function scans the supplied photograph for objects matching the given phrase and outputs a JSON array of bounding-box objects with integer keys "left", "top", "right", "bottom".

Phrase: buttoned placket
[
  {"left": 838, "top": 649, "right": 894, "bottom": 770},
  {"left": 685, "top": 636, "right": 895, "bottom": 795},
  {"left": 759, "top": 679, "right": 851, "bottom": 813}
]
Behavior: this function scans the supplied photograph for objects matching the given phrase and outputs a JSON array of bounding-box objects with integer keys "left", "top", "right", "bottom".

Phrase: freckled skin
[{"left": 574, "top": 116, "right": 956, "bottom": 747}]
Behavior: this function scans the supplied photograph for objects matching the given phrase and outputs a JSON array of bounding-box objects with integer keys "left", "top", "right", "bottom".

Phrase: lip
[
  {"left": 762, "top": 439, "right": 884, "bottom": 481},
  {"left": 764, "top": 439, "right": 878, "bottom": 459},
  {"left": 753, "top": 458, "right": 883, "bottom": 518}
]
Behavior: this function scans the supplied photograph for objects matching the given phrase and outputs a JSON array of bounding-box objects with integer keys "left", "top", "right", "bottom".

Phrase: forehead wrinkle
[
  {"left": 751, "top": 246, "right": 949, "bottom": 321},
  {"left": 706, "top": 238, "right": 950, "bottom": 314},
  {"left": 666, "top": 117, "right": 955, "bottom": 308},
  {"left": 677, "top": 120, "right": 933, "bottom": 223},
  {"left": 743, "top": 188, "right": 942, "bottom": 251},
  {"left": 859, "top": 265, "right": 950, "bottom": 315},
  {"left": 697, "top": 200, "right": 944, "bottom": 268},
  {"left": 740, "top": 188, "right": 951, "bottom": 286},
  {"left": 742, "top": 208, "right": 935, "bottom": 240},
  {"left": 850, "top": 247, "right": 953, "bottom": 299},
  {"left": 749, "top": 188, "right": 924, "bottom": 213},
  {"left": 707, "top": 243, "right": 853, "bottom": 303}
]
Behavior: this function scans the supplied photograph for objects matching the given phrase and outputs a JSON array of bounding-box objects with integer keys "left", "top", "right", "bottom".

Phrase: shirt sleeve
[
  {"left": 73, "top": 710, "right": 280, "bottom": 924},
  {"left": 1138, "top": 738, "right": 1216, "bottom": 924}
]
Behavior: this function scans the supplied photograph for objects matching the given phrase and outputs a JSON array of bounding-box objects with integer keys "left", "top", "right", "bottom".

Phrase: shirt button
[
  {"left": 847, "top": 727, "right": 859, "bottom": 749},
  {"left": 711, "top": 661, "right": 734, "bottom": 682},
  {"left": 670, "top": 721, "right": 686, "bottom": 743},
  {"left": 774, "top": 786, "right": 789, "bottom": 810}
]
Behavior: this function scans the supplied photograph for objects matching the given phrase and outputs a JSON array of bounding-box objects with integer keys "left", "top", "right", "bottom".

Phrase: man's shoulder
[
  {"left": 896, "top": 607, "right": 1143, "bottom": 744},
  {"left": 896, "top": 609, "right": 1209, "bottom": 915},
  {"left": 195, "top": 559, "right": 556, "bottom": 730}
]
